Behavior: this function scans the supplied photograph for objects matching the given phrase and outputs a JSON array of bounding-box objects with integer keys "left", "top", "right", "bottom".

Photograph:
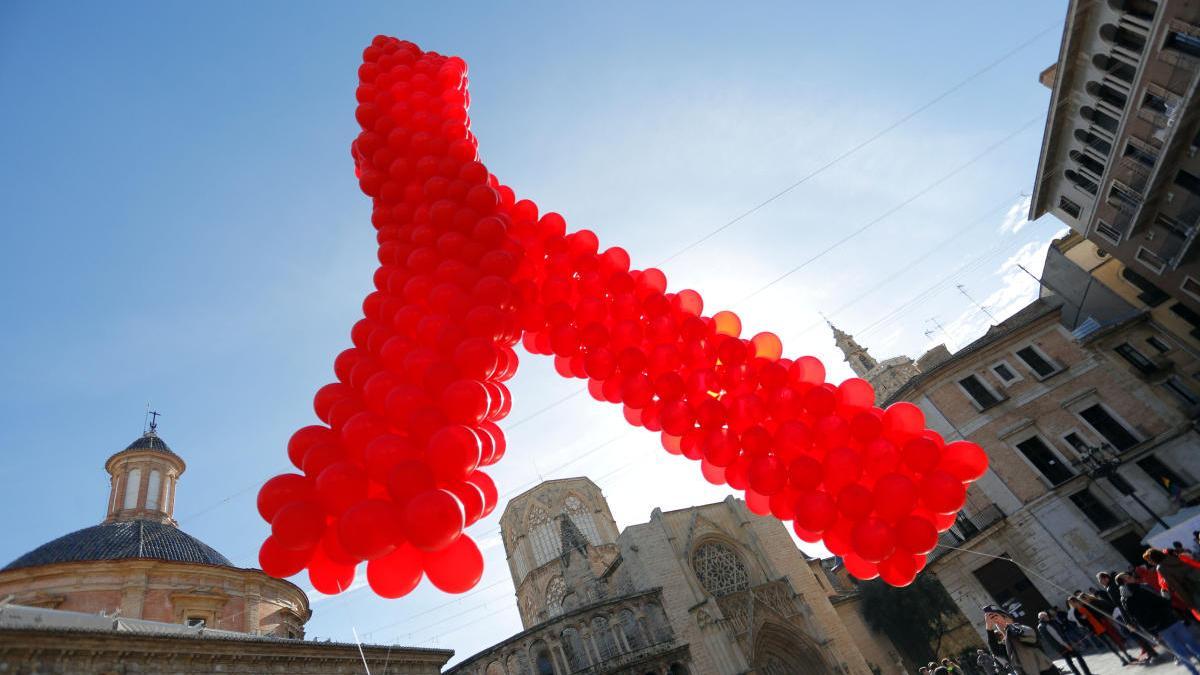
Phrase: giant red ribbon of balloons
[{"left": 256, "top": 36, "right": 990, "bottom": 598}]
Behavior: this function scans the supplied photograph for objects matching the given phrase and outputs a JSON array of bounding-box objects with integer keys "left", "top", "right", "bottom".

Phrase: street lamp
[{"left": 1074, "top": 442, "right": 1170, "bottom": 530}]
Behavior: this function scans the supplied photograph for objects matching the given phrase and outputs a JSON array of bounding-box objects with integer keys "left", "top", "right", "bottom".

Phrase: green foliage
[{"left": 858, "top": 573, "right": 963, "bottom": 670}]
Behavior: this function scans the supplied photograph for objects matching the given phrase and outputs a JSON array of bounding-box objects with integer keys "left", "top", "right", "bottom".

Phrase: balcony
[{"left": 928, "top": 505, "right": 1006, "bottom": 563}]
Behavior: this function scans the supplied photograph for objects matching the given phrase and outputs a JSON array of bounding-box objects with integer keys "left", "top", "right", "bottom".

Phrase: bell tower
[
  {"left": 498, "top": 477, "right": 621, "bottom": 628},
  {"left": 104, "top": 416, "right": 186, "bottom": 526},
  {"left": 829, "top": 320, "right": 878, "bottom": 377}
]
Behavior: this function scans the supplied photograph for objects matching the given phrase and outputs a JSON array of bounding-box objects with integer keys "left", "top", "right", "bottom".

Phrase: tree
[{"left": 858, "top": 573, "right": 967, "bottom": 671}]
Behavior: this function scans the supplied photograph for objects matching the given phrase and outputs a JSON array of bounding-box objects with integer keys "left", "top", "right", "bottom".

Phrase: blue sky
[{"left": 1, "top": 0, "right": 1069, "bottom": 663}]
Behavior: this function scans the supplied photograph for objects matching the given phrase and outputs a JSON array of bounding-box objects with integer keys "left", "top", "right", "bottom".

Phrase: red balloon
[
  {"left": 748, "top": 455, "right": 787, "bottom": 495},
  {"left": 823, "top": 519, "right": 854, "bottom": 556},
  {"left": 465, "top": 470, "right": 499, "bottom": 517},
  {"left": 837, "top": 484, "right": 874, "bottom": 522},
  {"left": 422, "top": 534, "right": 484, "bottom": 593},
  {"left": 257, "top": 474, "right": 314, "bottom": 523},
  {"left": 367, "top": 543, "right": 424, "bottom": 598},
  {"left": 872, "top": 473, "right": 917, "bottom": 522},
  {"left": 703, "top": 429, "right": 739, "bottom": 467},
  {"left": 878, "top": 551, "right": 919, "bottom": 587},
  {"left": 769, "top": 490, "right": 797, "bottom": 521},
  {"left": 288, "top": 425, "right": 334, "bottom": 470},
  {"left": 788, "top": 455, "right": 823, "bottom": 492},
  {"left": 259, "top": 536, "right": 312, "bottom": 578},
  {"left": 364, "top": 434, "right": 419, "bottom": 483},
  {"left": 920, "top": 471, "right": 968, "bottom": 514},
  {"left": 775, "top": 420, "right": 812, "bottom": 460},
  {"left": 789, "top": 356, "right": 825, "bottom": 386},
  {"left": 712, "top": 310, "right": 741, "bottom": 337},
  {"left": 271, "top": 501, "right": 326, "bottom": 551},
  {"left": 700, "top": 459, "right": 727, "bottom": 485},
  {"left": 902, "top": 437, "right": 941, "bottom": 474},
  {"left": 794, "top": 491, "right": 837, "bottom": 533},
  {"left": 843, "top": 553, "right": 880, "bottom": 581},
  {"left": 386, "top": 459, "right": 436, "bottom": 506},
  {"left": 745, "top": 489, "right": 771, "bottom": 516},
  {"left": 445, "top": 479, "right": 486, "bottom": 524},
  {"left": 882, "top": 402, "right": 924, "bottom": 441},
  {"left": 316, "top": 462, "right": 369, "bottom": 515},
  {"left": 426, "top": 425, "right": 482, "bottom": 482},
  {"left": 940, "top": 440, "right": 989, "bottom": 482},
  {"left": 403, "top": 489, "right": 465, "bottom": 551},
  {"left": 793, "top": 522, "right": 823, "bottom": 543},
  {"left": 837, "top": 378, "right": 875, "bottom": 410},
  {"left": 896, "top": 515, "right": 938, "bottom": 554},
  {"left": 441, "top": 379, "right": 490, "bottom": 424},
  {"left": 862, "top": 438, "right": 900, "bottom": 478},
  {"left": 851, "top": 517, "right": 896, "bottom": 563},
  {"left": 823, "top": 446, "right": 862, "bottom": 493},
  {"left": 338, "top": 499, "right": 403, "bottom": 560},
  {"left": 308, "top": 546, "right": 356, "bottom": 595}
]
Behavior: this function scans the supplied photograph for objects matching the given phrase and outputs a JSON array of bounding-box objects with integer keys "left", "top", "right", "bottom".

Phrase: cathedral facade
[{"left": 448, "top": 477, "right": 904, "bottom": 675}]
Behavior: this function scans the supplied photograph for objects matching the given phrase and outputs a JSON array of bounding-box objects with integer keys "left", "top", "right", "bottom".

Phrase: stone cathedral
[{"left": 447, "top": 477, "right": 904, "bottom": 675}]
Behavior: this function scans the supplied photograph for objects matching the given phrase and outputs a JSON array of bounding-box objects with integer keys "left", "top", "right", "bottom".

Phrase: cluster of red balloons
[{"left": 257, "top": 36, "right": 990, "bottom": 596}]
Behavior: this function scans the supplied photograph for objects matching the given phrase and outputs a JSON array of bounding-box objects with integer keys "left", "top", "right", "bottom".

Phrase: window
[
  {"left": 1124, "top": 140, "right": 1159, "bottom": 168},
  {"left": 692, "top": 542, "right": 750, "bottom": 597},
  {"left": 1069, "top": 489, "right": 1121, "bottom": 531},
  {"left": 1122, "top": 267, "right": 1170, "bottom": 306},
  {"left": 564, "top": 494, "right": 601, "bottom": 545},
  {"left": 1137, "top": 247, "right": 1168, "bottom": 274},
  {"left": 620, "top": 609, "right": 647, "bottom": 650},
  {"left": 1063, "top": 432, "right": 1091, "bottom": 455},
  {"left": 186, "top": 617, "right": 206, "bottom": 628},
  {"left": 1163, "top": 376, "right": 1200, "bottom": 406},
  {"left": 1182, "top": 276, "right": 1200, "bottom": 302},
  {"left": 1096, "top": 220, "right": 1124, "bottom": 244},
  {"left": 1059, "top": 195, "right": 1082, "bottom": 219},
  {"left": 531, "top": 641, "right": 555, "bottom": 675},
  {"left": 1137, "top": 455, "right": 1191, "bottom": 493},
  {"left": 992, "top": 362, "right": 1019, "bottom": 384},
  {"left": 1079, "top": 404, "right": 1139, "bottom": 451},
  {"left": 1170, "top": 302, "right": 1200, "bottom": 330},
  {"left": 560, "top": 628, "right": 588, "bottom": 671},
  {"left": 1166, "top": 31, "right": 1200, "bottom": 59},
  {"left": 145, "top": 470, "right": 162, "bottom": 511},
  {"left": 1176, "top": 169, "right": 1200, "bottom": 197},
  {"left": 1015, "top": 346, "right": 1059, "bottom": 378},
  {"left": 959, "top": 374, "right": 1003, "bottom": 409},
  {"left": 122, "top": 468, "right": 142, "bottom": 510},
  {"left": 1015, "top": 436, "right": 1075, "bottom": 485},
  {"left": 527, "top": 506, "right": 558, "bottom": 567},
  {"left": 1110, "top": 181, "right": 1142, "bottom": 209},
  {"left": 1143, "top": 91, "right": 1171, "bottom": 114},
  {"left": 1115, "top": 342, "right": 1158, "bottom": 374},
  {"left": 592, "top": 616, "right": 619, "bottom": 661},
  {"left": 1146, "top": 335, "right": 1172, "bottom": 353}
]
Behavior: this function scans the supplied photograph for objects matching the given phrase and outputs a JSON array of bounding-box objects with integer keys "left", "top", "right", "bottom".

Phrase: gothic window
[
  {"left": 692, "top": 542, "right": 750, "bottom": 597},
  {"left": 530, "top": 640, "right": 555, "bottom": 675},
  {"left": 592, "top": 616, "right": 619, "bottom": 661},
  {"left": 619, "top": 609, "right": 647, "bottom": 650},
  {"left": 529, "top": 505, "right": 559, "bottom": 567},
  {"left": 561, "top": 627, "right": 589, "bottom": 671},
  {"left": 545, "top": 576, "right": 566, "bottom": 617},
  {"left": 564, "top": 494, "right": 601, "bottom": 544}
]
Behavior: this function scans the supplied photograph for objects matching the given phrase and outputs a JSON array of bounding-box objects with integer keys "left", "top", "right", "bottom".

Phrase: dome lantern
[{"left": 104, "top": 414, "right": 186, "bottom": 526}]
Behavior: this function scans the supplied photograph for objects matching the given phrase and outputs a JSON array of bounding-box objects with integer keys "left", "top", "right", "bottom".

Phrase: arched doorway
[{"left": 752, "top": 622, "right": 835, "bottom": 675}]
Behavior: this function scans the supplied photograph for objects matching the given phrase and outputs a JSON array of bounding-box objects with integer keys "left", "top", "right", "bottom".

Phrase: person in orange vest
[{"left": 1069, "top": 595, "right": 1135, "bottom": 664}]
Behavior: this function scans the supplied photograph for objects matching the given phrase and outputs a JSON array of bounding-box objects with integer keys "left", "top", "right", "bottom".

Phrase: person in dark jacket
[
  {"left": 1037, "top": 611, "right": 1092, "bottom": 675},
  {"left": 1118, "top": 573, "right": 1200, "bottom": 674},
  {"left": 1146, "top": 548, "right": 1200, "bottom": 612},
  {"left": 1098, "top": 571, "right": 1159, "bottom": 660}
]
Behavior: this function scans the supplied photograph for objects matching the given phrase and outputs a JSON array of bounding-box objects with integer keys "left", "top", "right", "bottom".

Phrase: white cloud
[{"left": 998, "top": 194, "right": 1033, "bottom": 234}]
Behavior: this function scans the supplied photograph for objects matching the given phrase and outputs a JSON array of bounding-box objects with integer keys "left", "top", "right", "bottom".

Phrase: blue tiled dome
[
  {"left": 123, "top": 432, "right": 175, "bottom": 454},
  {"left": 2, "top": 520, "right": 233, "bottom": 572}
]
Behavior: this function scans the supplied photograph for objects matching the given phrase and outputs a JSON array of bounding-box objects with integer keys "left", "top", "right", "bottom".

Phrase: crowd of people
[{"left": 979, "top": 537, "right": 1200, "bottom": 675}]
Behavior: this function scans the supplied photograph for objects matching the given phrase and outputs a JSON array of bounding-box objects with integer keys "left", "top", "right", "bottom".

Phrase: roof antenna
[{"left": 956, "top": 284, "right": 997, "bottom": 323}]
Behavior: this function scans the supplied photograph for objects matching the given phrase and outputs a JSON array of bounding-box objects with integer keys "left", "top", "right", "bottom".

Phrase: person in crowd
[
  {"left": 918, "top": 666, "right": 929, "bottom": 675},
  {"left": 1175, "top": 542, "right": 1188, "bottom": 556},
  {"left": 1069, "top": 595, "right": 1135, "bottom": 664},
  {"left": 941, "top": 657, "right": 963, "bottom": 675},
  {"left": 1146, "top": 548, "right": 1200, "bottom": 612},
  {"left": 1037, "top": 610, "right": 1093, "bottom": 675},
  {"left": 932, "top": 668, "right": 948, "bottom": 675},
  {"left": 1192, "top": 531, "right": 1200, "bottom": 558},
  {"left": 1098, "top": 571, "right": 1160, "bottom": 660},
  {"left": 1118, "top": 572, "right": 1200, "bottom": 675},
  {"left": 976, "top": 648, "right": 1000, "bottom": 675},
  {"left": 984, "top": 605, "right": 1058, "bottom": 675},
  {"left": 1053, "top": 603, "right": 1094, "bottom": 651}
]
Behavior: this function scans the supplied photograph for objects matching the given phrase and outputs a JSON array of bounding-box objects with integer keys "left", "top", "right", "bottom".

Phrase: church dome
[
  {"left": 2, "top": 519, "right": 232, "bottom": 572},
  {"left": 107, "top": 430, "right": 180, "bottom": 465}
]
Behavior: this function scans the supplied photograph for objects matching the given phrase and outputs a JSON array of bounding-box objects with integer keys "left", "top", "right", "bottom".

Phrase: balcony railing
[{"left": 928, "top": 505, "right": 1006, "bottom": 563}]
